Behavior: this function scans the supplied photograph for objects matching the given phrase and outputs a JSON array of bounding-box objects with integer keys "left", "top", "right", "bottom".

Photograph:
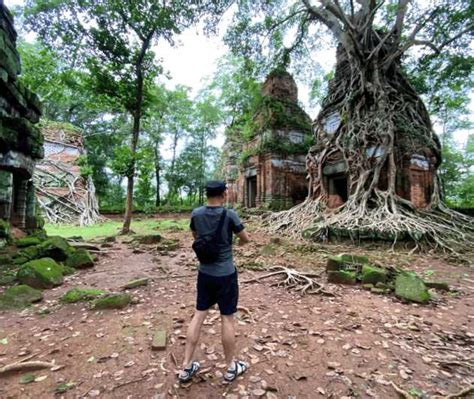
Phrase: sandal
[
  {"left": 178, "top": 361, "right": 200, "bottom": 383},
  {"left": 224, "top": 360, "right": 248, "bottom": 382}
]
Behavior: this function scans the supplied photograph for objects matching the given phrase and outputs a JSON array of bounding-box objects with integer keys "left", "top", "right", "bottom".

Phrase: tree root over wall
[
  {"left": 266, "top": 199, "right": 474, "bottom": 256},
  {"left": 35, "top": 159, "right": 101, "bottom": 225}
]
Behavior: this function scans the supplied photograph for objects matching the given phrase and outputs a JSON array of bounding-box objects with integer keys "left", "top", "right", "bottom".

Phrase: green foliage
[
  {"left": 135, "top": 147, "right": 155, "bottom": 213},
  {"left": 45, "top": 218, "right": 189, "bottom": 240},
  {"left": 110, "top": 145, "right": 135, "bottom": 177},
  {"left": 76, "top": 155, "right": 93, "bottom": 179}
]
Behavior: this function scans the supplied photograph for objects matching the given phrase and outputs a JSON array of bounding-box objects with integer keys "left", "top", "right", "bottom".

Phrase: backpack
[{"left": 192, "top": 209, "right": 227, "bottom": 264}]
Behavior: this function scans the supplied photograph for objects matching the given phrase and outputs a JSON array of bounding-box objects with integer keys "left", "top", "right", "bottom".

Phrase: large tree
[
  {"left": 227, "top": 0, "right": 473, "bottom": 252},
  {"left": 23, "top": 0, "right": 230, "bottom": 233}
]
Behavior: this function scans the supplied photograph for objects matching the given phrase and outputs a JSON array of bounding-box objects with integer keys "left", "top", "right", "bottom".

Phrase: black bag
[{"left": 192, "top": 209, "right": 227, "bottom": 264}]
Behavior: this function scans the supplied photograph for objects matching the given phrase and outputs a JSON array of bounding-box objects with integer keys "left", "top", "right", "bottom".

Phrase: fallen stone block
[
  {"left": 327, "top": 270, "right": 357, "bottom": 285},
  {"left": 17, "top": 258, "right": 64, "bottom": 289},
  {"left": 339, "top": 253, "right": 369, "bottom": 265},
  {"left": 326, "top": 256, "right": 344, "bottom": 271},
  {"left": 395, "top": 272, "right": 430, "bottom": 304},
  {"left": 151, "top": 330, "right": 167, "bottom": 350},
  {"left": 15, "top": 236, "right": 42, "bottom": 248},
  {"left": 61, "top": 288, "right": 106, "bottom": 303},
  {"left": 135, "top": 234, "right": 162, "bottom": 245},
  {"left": 92, "top": 293, "right": 131, "bottom": 310},
  {"left": 66, "top": 249, "right": 94, "bottom": 269},
  {"left": 122, "top": 278, "right": 149, "bottom": 290},
  {"left": 0, "top": 284, "right": 43, "bottom": 309},
  {"left": 361, "top": 265, "right": 388, "bottom": 285}
]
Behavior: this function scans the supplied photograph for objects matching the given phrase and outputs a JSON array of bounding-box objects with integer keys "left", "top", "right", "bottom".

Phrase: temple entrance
[
  {"left": 246, "top": 176, "right": 257, "bottom": 208},
  {"left": 327, "top": 174, "right": 348, "bottom": 208}
]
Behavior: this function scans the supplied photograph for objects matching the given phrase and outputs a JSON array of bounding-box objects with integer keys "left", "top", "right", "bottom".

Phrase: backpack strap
[{"left": 213, "top": 208, "right": 227, "bottom": 243}]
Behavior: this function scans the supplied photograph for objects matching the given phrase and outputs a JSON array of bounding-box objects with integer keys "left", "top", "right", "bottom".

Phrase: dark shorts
[{"left": 196, "top": 270, "right": 238, "bottom": 315}]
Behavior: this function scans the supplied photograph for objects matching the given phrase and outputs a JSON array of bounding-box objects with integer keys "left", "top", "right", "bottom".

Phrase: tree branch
[{"left": 301, "top": 0, "right": 344, "bottom": 40}]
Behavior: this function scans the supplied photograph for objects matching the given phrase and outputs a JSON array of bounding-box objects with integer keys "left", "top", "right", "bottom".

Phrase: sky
[{"left": 4, "top": 0, "right": 472, "bottom": 152}]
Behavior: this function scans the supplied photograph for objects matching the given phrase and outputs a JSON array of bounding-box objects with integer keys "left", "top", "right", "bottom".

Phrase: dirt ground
[{"left": 0, "top": 215, "right": 473, "bottom": 399}]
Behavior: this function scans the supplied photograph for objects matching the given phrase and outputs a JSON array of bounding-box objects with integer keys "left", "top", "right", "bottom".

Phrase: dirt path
[{"left": 0, "top": 220, "right": 473, "bottom": 399}]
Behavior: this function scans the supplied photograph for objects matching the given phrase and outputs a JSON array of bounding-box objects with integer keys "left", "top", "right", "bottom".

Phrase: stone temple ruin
[
  {"left": 225, "top": 70, "right": 313, "bottom": 210},
  {"left": 35, "top": 122, "right": 100, "bottom": 225},
  {"left": 0, "top": 1, "right": 43, "bottom": 243},
  {"left": 309, "top": 45, "right": 438, "bottom": 210}
]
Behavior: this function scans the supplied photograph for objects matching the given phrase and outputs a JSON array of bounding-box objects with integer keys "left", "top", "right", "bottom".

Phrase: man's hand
[{"left": 236, "top": 230, "right": 250, "bottom": 245}]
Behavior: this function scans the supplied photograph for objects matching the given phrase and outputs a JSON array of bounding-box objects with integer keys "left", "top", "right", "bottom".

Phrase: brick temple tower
[{"left": 226, "top": 70, "right": 313, "bottom": 210}]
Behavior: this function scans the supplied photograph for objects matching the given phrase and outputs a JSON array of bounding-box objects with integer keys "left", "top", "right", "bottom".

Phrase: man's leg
[
  {"left": 181, "top": 309, "right": 208, "bottom": 370},
  {"left": 221, "top": 314, "right": 235, "bottom": 367}
]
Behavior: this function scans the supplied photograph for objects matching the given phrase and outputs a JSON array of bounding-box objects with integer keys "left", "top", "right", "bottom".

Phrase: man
[{"left": 178, "top": 180, "right": 250, "bottom": 383}]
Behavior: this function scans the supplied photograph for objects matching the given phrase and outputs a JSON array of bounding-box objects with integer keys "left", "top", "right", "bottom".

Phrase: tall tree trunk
[
  {"left": 168, "top": 130, "right": 179, "bottom": 200},
  {"left": 154, "top": 144, "right": 161, "bottom": 207},
  {"left": 121, "top": 33, "right": 154, "bottom": 234}
]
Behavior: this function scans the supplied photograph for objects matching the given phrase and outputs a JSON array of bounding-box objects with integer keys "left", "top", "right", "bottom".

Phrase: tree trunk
[
  {"left": 154, "top": 144, "right": 161, "bottom": 207},
  {"left": 121, "top": 33, "right": 154, "bottom": 234},
  {"left": 168, "top": 130, "right": 179, "bottom": 200}
]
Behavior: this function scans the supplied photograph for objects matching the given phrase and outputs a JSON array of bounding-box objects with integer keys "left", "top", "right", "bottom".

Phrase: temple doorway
[{"left": 246, "top": 176, "right": 257, "bottom": 208}]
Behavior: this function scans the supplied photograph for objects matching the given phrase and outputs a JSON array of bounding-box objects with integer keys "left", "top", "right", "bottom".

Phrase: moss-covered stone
[
  {"left": 0, "top": 284, "right": 43, "bottom": 309},
  {"left": 38, "top": 236, "right": 72, "bottom": 261},
  {"left": 362, "top": 283, "right": 374, "bottom": 290},
  {"left": 395, "top": 272, "right": 430, "bottom": 304},
  {"left": 326, "top": 255, "right": 344, "bottom": 271},
  {"left": 61, "top": 288, "right": 106, "bottom": 303},
  {"left": 123, "top": 278, "right": 149, "bottom": 289},
  {"left": 361, "top": 264, "right": 388, "bottom": 285},
  {"left": 424, "top": 281, "right": 450, "bottom": 291},
  {"left": 92, "top": 293, "right": 131, "bottom": 310},
  {"left": 16, "top": 236, "right": 42, "bottom": 248},
  {"left": 135, "top": 234, "right": 161, "bottom": 245},
  {"left": 66, "top": 249, "right": 94, "bottom": 269},
  {"left": 17, "top": 258, "right": 64, "bottom": 289},
  {"left": 327, "top": 270, "right": 357, "bottom": 285},
  {"left": 16, "top": 245, "right": 41, "bottom": 261},
  {"left": 156, "top": 239, "right": 179, "bottom": 251},
  {"left": 12, "top": 256, "right": 30, "bottom": 265},
  {"left": 340, "top": 253, "right": 369, "bottom": 265}
]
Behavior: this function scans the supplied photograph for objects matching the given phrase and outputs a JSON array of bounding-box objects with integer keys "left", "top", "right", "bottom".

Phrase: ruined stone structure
[
  {"left": 35, "top": 122, "right": 101, "bottom": 225},
  {"left": 309, "top": 46, "right": 438, "bottom": 210},
  {"left": 225, "top": 70, "right": 313, "bottom": 210},
  {"left": 0, "top": 1, "right": 43, "bottom": 242}
]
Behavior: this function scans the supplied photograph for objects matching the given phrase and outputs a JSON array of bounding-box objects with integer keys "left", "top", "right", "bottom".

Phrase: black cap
[{"left": 206, "top": 180, "right": 227, "bottom": 197}]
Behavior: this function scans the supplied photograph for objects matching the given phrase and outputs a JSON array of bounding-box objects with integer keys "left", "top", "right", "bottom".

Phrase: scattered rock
[
  {"left": 327, "top": 270, "right": 357, "bottom": 285},
  {"left": 122, "top": 278, "right": 149, "bottom": 290},
  {"left": 17, "top": 258, "right": 64, "bottom": 289},
  {"left": 92, "top": 293, "right": 131, "bottom": 309},
  {"left": 395, "top": 272, "right": 430, "bottom": 303},
  {"left": 0, "top": 285, "right": 43, "bottom": 309},
  {"left": 66, "top": 249, "right": 94, "bottom": 269},
  {"left": 61, "top": 288, "right": 106, "bottom": 303},
  {"left": 361, "top": 264, "right": 387, "bottom": 285},
  {"left": 135, "top": 234, "right": 162, "bottom": 245},
  {"left": 15, "top": 236, "right": 42, "bottom": 248},
  {"left": 151, "top": 330, "right": 167, "bottom": 350}
]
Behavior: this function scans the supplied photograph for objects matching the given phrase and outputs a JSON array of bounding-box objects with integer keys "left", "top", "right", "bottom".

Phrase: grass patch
[{"left": 45, "top": 218, "right": 189, "bottom": 240}]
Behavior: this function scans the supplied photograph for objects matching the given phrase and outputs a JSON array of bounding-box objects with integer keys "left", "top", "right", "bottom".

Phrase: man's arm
[
  {"left": 192, "top": 230, "right": 197, "bottom": 239},
  {"left": 236, "top": 230, "right": 250, "bottom": 245}
]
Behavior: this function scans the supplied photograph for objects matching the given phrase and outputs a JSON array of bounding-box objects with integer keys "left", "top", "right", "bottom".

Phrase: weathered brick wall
[{"left": 0, "top": 1, "right": 43, "bottom": 235}]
